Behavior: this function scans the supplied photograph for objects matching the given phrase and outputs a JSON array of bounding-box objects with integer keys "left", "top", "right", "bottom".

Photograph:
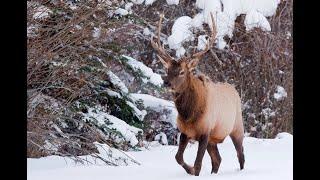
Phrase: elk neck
[{"left": 174, "top": 73, "right": 208, "bottom": 122}]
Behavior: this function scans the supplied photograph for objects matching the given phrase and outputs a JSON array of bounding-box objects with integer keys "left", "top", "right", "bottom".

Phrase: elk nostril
[{"left": 164, "top": 80, "right": 170, "bottom": 86}]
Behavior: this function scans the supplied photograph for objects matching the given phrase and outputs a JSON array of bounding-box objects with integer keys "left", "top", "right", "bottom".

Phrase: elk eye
[{"left": 179, "top": 71, "right": 184, "bottom": 76}]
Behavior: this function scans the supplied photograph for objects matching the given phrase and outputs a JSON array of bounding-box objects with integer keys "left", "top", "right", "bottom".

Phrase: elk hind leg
[{"left": 230, "top": 133, "right": 245, "bottom": 170}]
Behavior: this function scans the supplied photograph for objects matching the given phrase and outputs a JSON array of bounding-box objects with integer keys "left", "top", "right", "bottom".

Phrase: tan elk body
[
  {"left": 176, "top": 80, "right": 243, "bottom": 144},
  {"left": 151, "top": 14, "right": 245, "bottom": 176}
]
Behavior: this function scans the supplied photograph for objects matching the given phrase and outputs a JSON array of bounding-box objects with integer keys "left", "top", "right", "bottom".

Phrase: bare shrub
[{"left": 27, "top": 0, "right": 141, "bottom": 163}]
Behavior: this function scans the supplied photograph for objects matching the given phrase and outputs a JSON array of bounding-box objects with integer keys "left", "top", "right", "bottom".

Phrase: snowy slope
[{"left": 28, "top": 133, "right": 292, "bottom": 180}]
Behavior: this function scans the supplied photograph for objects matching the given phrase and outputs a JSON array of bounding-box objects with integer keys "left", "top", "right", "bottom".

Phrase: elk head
[{"left": 151, "top": 13, "right": 217, "bottom": 91}]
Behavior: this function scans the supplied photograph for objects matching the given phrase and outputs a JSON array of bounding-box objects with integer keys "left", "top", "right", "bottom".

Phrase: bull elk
[{"left": 151, "top": 14, "right": 245, "bottom": 176}]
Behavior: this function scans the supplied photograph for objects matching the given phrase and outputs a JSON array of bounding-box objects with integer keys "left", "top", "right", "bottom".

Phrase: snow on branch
[
  {"left": 121, "top": 55, "right": 163, "bottom": 87},
  {"left": 167, "top": 0, "right": 280, "bottom": 56}
]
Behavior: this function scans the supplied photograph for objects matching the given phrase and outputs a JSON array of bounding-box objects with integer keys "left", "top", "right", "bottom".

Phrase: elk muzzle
[{"left": 162, "top": 76, "right": 171, "bottom": 87}]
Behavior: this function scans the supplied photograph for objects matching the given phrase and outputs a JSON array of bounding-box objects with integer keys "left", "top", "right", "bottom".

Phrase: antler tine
[
  {"left": 150, "top": 14, "right": 173, "bottom": 61},
  {"left": 192, "top": 12, "right": 217, "bottom": 59},
  {"left": 157, "top": 14, "right": 164, "bottom": 49}
]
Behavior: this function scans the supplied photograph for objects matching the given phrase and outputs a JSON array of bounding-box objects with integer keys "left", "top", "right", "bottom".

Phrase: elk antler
[
  {"left": 192, "top": 12, "right": 217, "bottom": 59},
  {"left": 150, "top": 14, "right": 174, "bottom": 63}
]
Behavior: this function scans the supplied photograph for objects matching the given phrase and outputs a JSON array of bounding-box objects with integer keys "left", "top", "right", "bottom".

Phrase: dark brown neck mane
[{"left": 174, "top": 73, "right": 208, "bottom": 122}]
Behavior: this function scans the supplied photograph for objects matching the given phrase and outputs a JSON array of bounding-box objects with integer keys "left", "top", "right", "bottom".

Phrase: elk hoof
[
  {"left": 194, "top": 165, "right": 202, "bottom": 176},
  {"left": 188, "top": 167, "right": 195, "bottom": 175},
  {"left": 184, "top": 166, "right": 195, "bottom": 175},
  {"left": 211, "top": 167, "right": 219, "bottom": 174},
  {"left": 211, "top": 162, "right": 220, "bottom": 174}
]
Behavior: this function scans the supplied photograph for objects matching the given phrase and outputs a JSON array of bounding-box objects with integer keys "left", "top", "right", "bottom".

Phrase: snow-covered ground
[{"left": 28, "top": 133, "right": 292, "bottom": 180}]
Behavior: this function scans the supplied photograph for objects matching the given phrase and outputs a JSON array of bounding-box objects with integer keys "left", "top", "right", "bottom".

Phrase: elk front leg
[
  {"left": 175, "top": 133, "right": 194, "bottom": 175},
  {"left": 193, "top": 134, "right": 209, "bottom": 176},
  {"left": 207, "top": 143, "right": 222, "bottom": 174}
]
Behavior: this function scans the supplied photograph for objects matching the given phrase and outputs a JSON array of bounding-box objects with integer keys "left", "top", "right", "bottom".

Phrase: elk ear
[
  {"left": 157, "top": 55, "right": 170, "bottom": 69},
  {"left": 187, "top": 58, "right": 200, "bottom": 70}
]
